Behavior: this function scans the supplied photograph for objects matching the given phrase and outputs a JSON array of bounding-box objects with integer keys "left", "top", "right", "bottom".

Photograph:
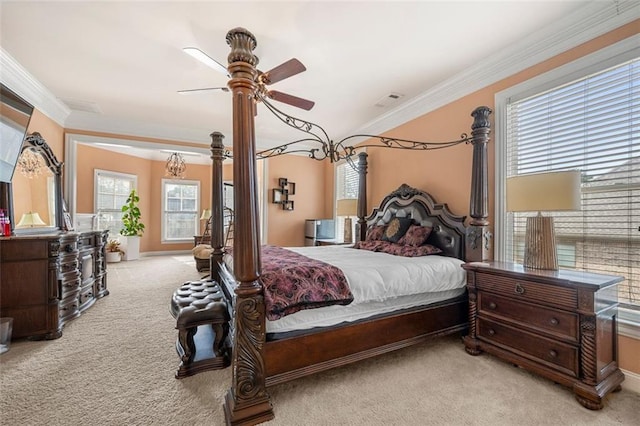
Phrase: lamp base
[
  {"left": 343, "top": 217, "right": 353, "bottom": 244},
  {"left": 523, "top": 215, "right": 558, "bottom": 270}
]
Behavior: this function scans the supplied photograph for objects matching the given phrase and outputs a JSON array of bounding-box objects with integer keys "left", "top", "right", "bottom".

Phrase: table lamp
[
  {"left": 16, "top": 211, "right": 47, "bottom": 228},
  {"left": 336, "top": 198, "right": 358, "bottom": 244},
  {"left": 506, "top": 170, "right": 581, "bottom": 270}
]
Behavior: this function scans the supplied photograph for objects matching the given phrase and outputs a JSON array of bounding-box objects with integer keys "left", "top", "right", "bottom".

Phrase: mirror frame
[{"left": 6, "top": 132, "right": 64, "bottom": 235}]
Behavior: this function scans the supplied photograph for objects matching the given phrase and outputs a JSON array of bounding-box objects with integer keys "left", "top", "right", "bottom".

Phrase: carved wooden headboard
[{"left": 365, "top": 184, "right": 467, "bottom": 260}]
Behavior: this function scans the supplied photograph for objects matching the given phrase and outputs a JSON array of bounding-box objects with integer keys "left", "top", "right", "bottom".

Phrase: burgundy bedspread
[{"left": 243, "top": 245, "right": 354, "bottom": 320}]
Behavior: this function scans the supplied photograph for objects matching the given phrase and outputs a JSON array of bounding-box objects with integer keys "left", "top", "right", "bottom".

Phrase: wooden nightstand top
[{"left": 463, "top": 261, "right": 624, "bottom": 291}]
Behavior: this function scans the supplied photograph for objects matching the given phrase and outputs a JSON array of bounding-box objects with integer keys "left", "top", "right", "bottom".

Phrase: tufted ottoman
[{"left": 170, "top": 279, "right": 230, "bottom": 378}]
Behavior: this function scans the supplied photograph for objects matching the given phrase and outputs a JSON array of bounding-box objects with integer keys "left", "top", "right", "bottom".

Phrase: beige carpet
[{"left": 1, "top": 255, "right": 638, "bottom": 426}]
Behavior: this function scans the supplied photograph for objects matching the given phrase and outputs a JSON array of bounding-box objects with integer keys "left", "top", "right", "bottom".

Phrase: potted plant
[
  {"left": 105, "top": 239, "right": 124, "bottom": 263},
  {"left": 120, "top": 189, "right": 145, "bottom": 260}
]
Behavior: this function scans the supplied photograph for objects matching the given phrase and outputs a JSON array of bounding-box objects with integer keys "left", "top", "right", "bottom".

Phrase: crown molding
[
  {"left": 353, "top": 0, "right": 640, "bottom": 138},
  {"left": 2, "top": 1, "right": 637, "bottom": 143},
  {"left": 0, "top": 47, "right": 71, "bottom": 126}
]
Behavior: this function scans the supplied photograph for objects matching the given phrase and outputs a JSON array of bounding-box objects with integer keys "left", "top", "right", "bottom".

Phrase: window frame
[
  {"left": 495, "top": 35, "right": 640, "bottom": 335},
  {"left": 161, "top": 178, "right": 200, "bottom": 244},
  {"left": 93, "top": 169, "right": 137, "bottom": 237},
  {"left": 334, "top": 160, "right": 360, "bottom": 241}
]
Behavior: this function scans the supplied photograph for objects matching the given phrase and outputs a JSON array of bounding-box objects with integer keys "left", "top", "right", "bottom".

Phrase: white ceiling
[{"left": 1, "top": 1, "right": 638, "bottom": 160}]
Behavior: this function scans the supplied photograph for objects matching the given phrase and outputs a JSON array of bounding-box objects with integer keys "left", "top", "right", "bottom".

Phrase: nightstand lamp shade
[
  {"left": 17, "top": 211, "right": 46, "bottom": 228},
  {"left": 336, "top": 198, "right": 358, "bottom": 244},
  {"left": 200, "top": 209, "right": 212, "bottom": 220},
  {"left": 506, "top": 170, "right": 581, "bottom": 270}
]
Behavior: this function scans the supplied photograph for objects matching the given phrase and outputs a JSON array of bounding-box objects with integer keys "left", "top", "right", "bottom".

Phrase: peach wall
[
  {"left": 619, "top": 335, "right": 640, "bottom": 374},
  {"left": 265, "top": 155, "right": 327, "bottom": 247},
  {"left": 359, "top": 20, "right": 638, "bottom": 230},
  {"left": 334, "top": 22, "right": 639, "bottom": 374},
  {"left": 76, "top": 144, "right": 216, "bottom": 252}
]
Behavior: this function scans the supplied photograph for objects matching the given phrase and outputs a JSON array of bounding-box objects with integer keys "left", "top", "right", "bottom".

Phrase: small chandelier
[
  {"left": 165, "top": 152, "right": 186, "bottom": 179},
  {"left": 18, "top": 148, "right": 46, "bottom": 179}
]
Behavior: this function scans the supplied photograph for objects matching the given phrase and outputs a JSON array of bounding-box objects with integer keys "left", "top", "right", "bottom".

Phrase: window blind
[{"left": 505, "top": 58, "right": 639, "bottom": 309}]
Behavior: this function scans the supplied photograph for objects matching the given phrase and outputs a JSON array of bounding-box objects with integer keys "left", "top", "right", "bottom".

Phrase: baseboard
[{"left": 621, "top": 369, "right": 640, "bottom": 394}]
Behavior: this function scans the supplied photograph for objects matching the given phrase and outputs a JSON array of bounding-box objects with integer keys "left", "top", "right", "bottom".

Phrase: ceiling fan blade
[
  {"left": 177, "top": 87, "right": 229, "bottom": 95},
  {"left": 268, "top": 90, "right": 315, "bottom": 111},
  {"left": 262, "top": 58, "right": 306, "bottom": 85},
  {"left": 183, "top": 47, "right": 229, "bottom": 77}
]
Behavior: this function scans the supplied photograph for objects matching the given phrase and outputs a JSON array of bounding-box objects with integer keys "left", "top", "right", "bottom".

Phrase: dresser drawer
[
  {"left": 475, "top": 272, "right": 577, "bottom": 310},
  {"left": 60, "top": 275, "right": 81, "bottom": 299},
  {"left": 478, "top": 318, "right": 578, "bottom": 377},
  {"left": 478, "top": 292, "right": 578, "bottom": 343},
  {"left": 59, "top": 295, "right": 80, "bottom": 322}
]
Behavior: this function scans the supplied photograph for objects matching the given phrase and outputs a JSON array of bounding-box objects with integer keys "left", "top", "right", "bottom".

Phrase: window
[
  {"left": 94, "top": 170, "right": 136, "bottom": 235},
  {"left": 496, "top": 40, "right": 639, "bottom": 328},
  {"left": 162, "top": 179, "right": 199, "bottom": 242},
  {"left": 335, "top": 161, "right": 359, "bottom": 240}
]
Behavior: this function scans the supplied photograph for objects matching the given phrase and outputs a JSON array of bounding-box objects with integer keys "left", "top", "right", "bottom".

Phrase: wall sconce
[
  {"left": 506, "top": 170, "right": 581, "bottom": 270},
  {"left": 165, "top": 152, "right": 186, "bottom": 179},
  {"left": 18, "top": 148, "right": 45, "bottom": 179},
  {"left": 272, "top": 177, "right": 295, "bottom": 211}
]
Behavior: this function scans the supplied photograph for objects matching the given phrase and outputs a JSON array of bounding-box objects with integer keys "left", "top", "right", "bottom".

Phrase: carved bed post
[
  {"left": 356, "top": 152, "right": 368, "bottom": 242},
  {"left": 466, "top": 106, "right": 492, "bottom": 262},
  {"left": 209, "top": 131, "right": 226, "bottom": 281},
  {"left": 223, "top": 28, "right": 274, "bottom": 425}
]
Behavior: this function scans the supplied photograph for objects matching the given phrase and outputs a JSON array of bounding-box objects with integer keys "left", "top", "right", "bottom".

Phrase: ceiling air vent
[
  {"left": 59, "top": 98, "right": 102, "bottom": 114},
  {"left": 374, "top": 92, "right": 404, "bottom": 108}
]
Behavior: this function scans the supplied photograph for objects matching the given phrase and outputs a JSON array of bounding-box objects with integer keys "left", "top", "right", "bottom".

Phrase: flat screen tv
[{"left": 0, "top": 84, "right": 34, "bottom": 183}]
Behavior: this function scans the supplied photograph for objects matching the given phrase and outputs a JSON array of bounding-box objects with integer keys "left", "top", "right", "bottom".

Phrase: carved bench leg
[
  {"left": 212, "top": 321, "right": 230, "bottom": 358},
  {"left": 177, "top": 326, "right": 197, "bottom": 365}
]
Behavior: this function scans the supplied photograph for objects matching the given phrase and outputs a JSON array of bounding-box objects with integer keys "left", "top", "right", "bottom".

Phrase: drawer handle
[
  {"left": 488, "top": 329, "right": 496, "bottom": 336},
  {"left": 550, "top": 317, "right": 559, "bottom": 326},
  {"left": 549, "top": 349, "right": 558, "bottom": 358},
  {"left": 514, "top": 283, "right": 526, "bottom": 295},
  {"left": 489, "top": 302, "right": 497, "bottom": 310}
]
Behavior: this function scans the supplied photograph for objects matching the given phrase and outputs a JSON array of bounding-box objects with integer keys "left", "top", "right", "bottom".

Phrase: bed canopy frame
[{"left": 209, "top": 27, "right": 491, "bottom": 425}]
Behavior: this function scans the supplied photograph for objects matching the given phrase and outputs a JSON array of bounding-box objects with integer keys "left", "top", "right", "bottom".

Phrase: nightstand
[{"left": 462, "top": 261, "right": 624, "bottom": 410}]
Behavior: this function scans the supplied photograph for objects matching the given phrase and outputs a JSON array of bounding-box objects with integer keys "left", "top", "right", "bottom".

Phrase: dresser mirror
[{"left": 10, "top": 132, "right": 64, "bottom": 235}]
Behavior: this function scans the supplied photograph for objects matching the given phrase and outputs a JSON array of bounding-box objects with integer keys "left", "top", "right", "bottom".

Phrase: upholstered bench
[{"left": 170, "top": 279, "right": 230, "bottom": 378}]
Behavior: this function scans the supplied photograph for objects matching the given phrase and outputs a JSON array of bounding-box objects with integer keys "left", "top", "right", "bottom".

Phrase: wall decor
[{"left": 272, "top": 178, "right": 295, "bottom": 210}]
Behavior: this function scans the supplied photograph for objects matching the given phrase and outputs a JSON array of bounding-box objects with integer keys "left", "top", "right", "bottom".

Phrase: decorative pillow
[
  {"left": 389, "top": 244, "right": 442, "bottom": 257},
  {"left": 354, "top": 240, "right": 442, "bottom": 257},
  {"left": 366, "top": 225, "right": 386, "bottom": 241},
  {"left": 381, "top": 217, "right": 412, "bottom": 243},
  {"left": 398, "top": 224, "right": 433, "bottom": 247},
  {"left": 353, "top": 240, "right": 388, "bottom": 252}
]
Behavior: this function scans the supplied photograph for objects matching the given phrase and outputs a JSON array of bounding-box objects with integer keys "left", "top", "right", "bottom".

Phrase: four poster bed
[{"left": 210, "top": 28, "right": 492, "bottom": 425}]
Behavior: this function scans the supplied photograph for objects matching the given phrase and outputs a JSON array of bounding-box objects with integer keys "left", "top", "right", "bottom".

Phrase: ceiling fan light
[{"left": 183, "top": 47, "right": 229, "bottom": 77}]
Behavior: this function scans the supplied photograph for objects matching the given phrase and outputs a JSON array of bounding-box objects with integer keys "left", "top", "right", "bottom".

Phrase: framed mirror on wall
[{"left": 11, "top": 132, "right": 65, "bottom": 235}]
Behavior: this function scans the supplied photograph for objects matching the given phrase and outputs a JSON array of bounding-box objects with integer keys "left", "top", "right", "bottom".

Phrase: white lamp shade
[
  {"left": 336, "top": 199, "right": 358, "bottom": 216},
  {"left": 200, "top": 209, "right": 212, "bottom": 220},
  {"left": 17, "top": 212, "right": 46, "bottom": 227},
  {"left": 506, "top": 170, "right": 581, "bottom": 212}
]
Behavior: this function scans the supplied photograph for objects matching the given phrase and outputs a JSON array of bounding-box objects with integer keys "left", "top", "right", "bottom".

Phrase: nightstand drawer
[
  {"left": 479, "top": 293, "right": 578, "bottom": 342},
  {"left": 478, "top": 318, "right": 578, "bottom": 377},
  {"left": 475, "top": 272, "right": 577, "bottom": 310}
]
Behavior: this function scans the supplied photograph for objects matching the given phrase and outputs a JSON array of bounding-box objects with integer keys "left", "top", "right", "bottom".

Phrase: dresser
[
  {"left": 462, "top": 261, "right": 624, "bottom": 410},
  {"left": 0, "top": 230, "right": 108, "bottom": 340}
]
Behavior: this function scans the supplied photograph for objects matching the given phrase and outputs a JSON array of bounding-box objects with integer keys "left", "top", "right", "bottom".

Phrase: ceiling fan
[{"left": 180, "top": 47, "right": 315, "bottom": 111}]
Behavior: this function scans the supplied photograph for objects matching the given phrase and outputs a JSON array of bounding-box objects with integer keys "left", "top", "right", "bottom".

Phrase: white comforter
[
  {"left": 289, "top": 245, "right": 466, "bottom": 304},
  {"left": 265, "top": 245, "right": 466, "bottom": 334}
]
